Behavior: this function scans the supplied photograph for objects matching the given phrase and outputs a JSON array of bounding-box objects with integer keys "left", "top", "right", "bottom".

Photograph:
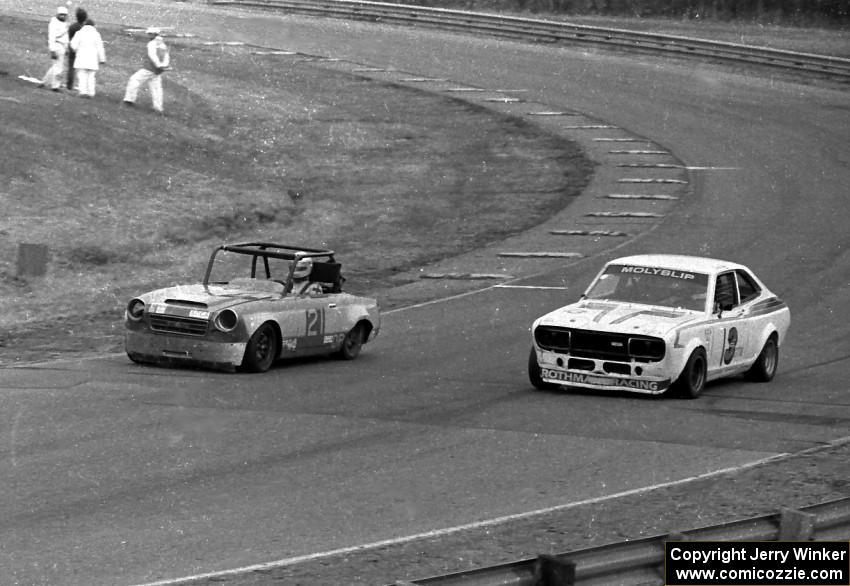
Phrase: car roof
[
  {"left": 608, "top": 254, "right": 747, "bottom": 274},
  {"left": 219, "top": 242, "right": 334, "bottom": 261}
]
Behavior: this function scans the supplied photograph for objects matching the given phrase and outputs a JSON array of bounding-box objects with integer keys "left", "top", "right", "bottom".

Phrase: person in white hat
[
  {"left": 70, "top": 18, "right": 105, "bottom": 97},
  {"left": 122, "top": 27, "right": 171, "bottom": 113},
  {"left": 40, "top": 6, "right": 69, "bottom": 90}
]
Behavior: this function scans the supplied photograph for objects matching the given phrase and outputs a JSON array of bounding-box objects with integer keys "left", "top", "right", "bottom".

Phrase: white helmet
[{"left": 292, "top": 257, "right": 313, "bottom": 280}]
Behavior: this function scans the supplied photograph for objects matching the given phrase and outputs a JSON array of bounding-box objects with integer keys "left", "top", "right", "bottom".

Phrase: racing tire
[
  {"left": 242, "top": 322, "right": 279, "bottom": 373},
  {"left": 745, "top": 335, "right": 779, "bottom": 382},
  {"left": 528, "top": 347, "right": 557, "bottom": 391},
  {"left": 127, "top": 352, "right": 147, "bottom": 365},
  {"left": 673, "top": 348, "right": 707, "bottom": 399},
  {"left": 335, "top": 324, "right": 364, "bottom": 360}
]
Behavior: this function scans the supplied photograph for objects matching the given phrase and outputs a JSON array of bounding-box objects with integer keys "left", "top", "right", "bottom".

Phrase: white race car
[
  {"left": 528, "top": 254, "right": 790, "bottom": 398},
  {"left": 125, "top": 242, "right": 380, "bottom": 372}
]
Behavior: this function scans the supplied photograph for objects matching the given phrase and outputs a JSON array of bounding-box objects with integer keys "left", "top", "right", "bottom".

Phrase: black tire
[
  {"left": 335, "top": 324, "right": 364, "bottom": 360},
  {"left": 242, "top": 322, "right": 278, "bottom": 372},
  {"left": 745, "top": 335, "right": 779, "bottom": 382},
  {"left": 674, "top": 348, "right": 707, "bottom": 399},
  {"left": 528, "top": 347, "right": 557, "bottom": 390}
]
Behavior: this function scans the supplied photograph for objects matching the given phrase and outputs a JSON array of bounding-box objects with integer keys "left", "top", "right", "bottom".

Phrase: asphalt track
[{"left": 2, "top": 2, "right": 849, "bottom": 585}]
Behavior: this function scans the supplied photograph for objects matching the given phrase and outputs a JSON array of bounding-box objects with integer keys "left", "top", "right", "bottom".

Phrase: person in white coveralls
[
  {"left": 40, "top": 6, "right": 69, "bottom": 90},
  {"left": 70, "top": 19, "right": 105, "bottom": 97},
  {"left": 123, "top": 27, "right": 171, "bottom": 113}
]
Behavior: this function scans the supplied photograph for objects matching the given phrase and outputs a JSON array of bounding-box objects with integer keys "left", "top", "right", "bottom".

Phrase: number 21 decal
[{"left": 306, "top": 308, "right": 325, "bottom": 337}]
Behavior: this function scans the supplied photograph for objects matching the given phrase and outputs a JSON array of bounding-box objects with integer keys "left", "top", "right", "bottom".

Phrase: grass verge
[{"left": 0, "top": 12, "right": 593, "bottom": 363}]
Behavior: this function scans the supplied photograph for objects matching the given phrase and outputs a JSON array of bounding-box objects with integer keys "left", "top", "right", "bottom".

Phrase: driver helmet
[{"left": 292, "top": 257, "right": 313, "bottom": 280}]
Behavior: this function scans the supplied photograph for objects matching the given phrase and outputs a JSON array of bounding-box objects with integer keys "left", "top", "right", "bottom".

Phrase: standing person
[
  {"left": 123, "top": 27, "right": 170, "bottom": 113},
  {"left": 66, "top": 7, "right": 88, "bottom": 90},
  {"left": 40, "top": 6, "right": 69, "bottom": 91},
  {"left": 70, "top": 19, "right": 105, "bottom": 97}
]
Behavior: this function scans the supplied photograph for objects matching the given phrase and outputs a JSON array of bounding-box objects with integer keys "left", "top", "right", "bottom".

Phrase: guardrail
[
  {"left": 388, "top": 498, "right": 850, "bottom": 585},
  {"left": 209, "top": 0, "right": 850, "bottom": 80}
]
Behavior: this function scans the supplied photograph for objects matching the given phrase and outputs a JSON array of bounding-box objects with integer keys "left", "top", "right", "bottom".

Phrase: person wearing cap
[
  {"left": 66, "top": 7, "right": 88, "bottom": 90},
  {"left": 122, "top": 27, "right": 171, "bottom": 113},
  {"left": 40, "top": 6, "right": 69, "bottom": 91},
  {"left": 70, "top": 19, "right": 105, "bottom": 97}
]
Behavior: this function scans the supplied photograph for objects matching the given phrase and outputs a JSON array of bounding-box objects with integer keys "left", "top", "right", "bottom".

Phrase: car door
[
  {"left": 295, "top": 290, "right": 348, "bottom": 352},
  {"left": 708, "top": 271, "right": 752, "bottom": 374}
]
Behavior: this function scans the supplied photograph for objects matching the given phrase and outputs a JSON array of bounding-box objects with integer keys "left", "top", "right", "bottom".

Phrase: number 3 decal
[
  {"left": 306, "top": 308, "right": 325, "bottom": 337},
  {"left": 723, "top": 326, "right": 738, "bottom": 365}
]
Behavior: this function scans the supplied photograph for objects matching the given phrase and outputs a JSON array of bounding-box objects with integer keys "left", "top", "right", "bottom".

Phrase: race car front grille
[
  {"left": 535, "top": 326, "right": 665, "bottom": 362},
  {"left": 149, "top": 314, "right": 209, "bottom": 336}
]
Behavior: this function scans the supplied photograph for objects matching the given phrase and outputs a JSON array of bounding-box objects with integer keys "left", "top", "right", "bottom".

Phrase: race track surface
[{"left": 2, "top": 2, "right": 849, "bottom": 585}]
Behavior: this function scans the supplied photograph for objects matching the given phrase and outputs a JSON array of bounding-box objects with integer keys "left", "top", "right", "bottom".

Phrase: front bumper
[
  {"left": 539, "top": 366, "right": 671, "bottom": 394},
  {"left": 125, "top": 330, "right": 246, "bottom": 371},
  {"left": 536, "top": 349, "right": 672, "bottom": 394}
]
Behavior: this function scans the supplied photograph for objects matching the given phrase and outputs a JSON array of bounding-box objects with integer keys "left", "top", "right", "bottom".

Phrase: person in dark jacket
[{"left": 66, "top": 7, "right": 88, "bottom": 90}]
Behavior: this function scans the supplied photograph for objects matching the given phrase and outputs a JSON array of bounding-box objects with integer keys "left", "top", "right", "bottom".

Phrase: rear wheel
[
  {"left": 674, "top": 348, "right": 707, "bottom": 399},
  {"left": 242, "top": 322, "right": 278, "bottom": 372},
  {"left": 528, "top": 347, "right": 556, "bottom": 390},
  {"left": 336, "top": 324, "right": 364, "bottom": 360},
  {"left": 745, "top": 335, "right": 779, "bottom": 382}
]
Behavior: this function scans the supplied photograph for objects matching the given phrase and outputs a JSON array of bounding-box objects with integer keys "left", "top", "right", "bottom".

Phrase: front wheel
[
  {"left": 335, "top": 324, "right": 364, "bottom": 360},
  {"left": 242, "top": 322, "right": 278, "bottom": 372},
  {"left": 674, "top": 348, "right": 707, "bottom": 399},
  {"left": 745, "top": 336, "right": 779, "bottom": 382},
  {"left": 528, "top": 347, "right": 557, "bottom": 390}
]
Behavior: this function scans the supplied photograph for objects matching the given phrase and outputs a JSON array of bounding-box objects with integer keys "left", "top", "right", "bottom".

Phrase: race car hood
[
  {"left": 140, "top": 283, "right": 283, "bottom": 312},
  {"left": 536, "top": 300, "right": 702, "bottom": 338}
]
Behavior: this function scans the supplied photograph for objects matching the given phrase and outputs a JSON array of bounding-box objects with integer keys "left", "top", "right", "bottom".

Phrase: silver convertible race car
[
  {"left": 125, "top": 242, "right": 380, "bottom": 372},
  {"left": 528, "top": 254, "right": 790, "bottom": 398}
]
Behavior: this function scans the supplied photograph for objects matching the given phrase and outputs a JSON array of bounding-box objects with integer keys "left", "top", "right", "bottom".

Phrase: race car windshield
[
  {"left": 207, "top": 250, "right": 291, "bottom": 284},
  {"left": 585, "top": 264, "right": 709, "bottom": 311}
]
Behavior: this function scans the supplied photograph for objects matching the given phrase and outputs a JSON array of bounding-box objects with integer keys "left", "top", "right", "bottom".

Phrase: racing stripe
[
  {"left": 611, "top": 309, "right": 685, "bottom": 324},
  {"left": 748, "top": 296, "right": 788, "bottom": 317},
  {"left": 592, "top": 305, "right": 618, "bottom": 323}
]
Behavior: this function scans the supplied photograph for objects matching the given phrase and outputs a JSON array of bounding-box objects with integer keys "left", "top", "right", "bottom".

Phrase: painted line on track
[
  {"left": 605, "top": 194, "right": 679, "bottom": 200},
  {"left": 526, "top": 111, "right": 580, "bottom": 116},
  {"left": 609, "top": 149, "right": 669, "bottom": 154},
  {"left": 498, "top": 251, "right": 583, "bottom": 258},
  {"left": 127, "top": 451, "right": 800, "bottom": 586},
  {"left": 685, "top": 166, "right": 742, "bottom": 170},
  {"left": 549, "top": 229, "right": 629, "bottom": 236},
  {"left": 494, "top": 284, "right": 570, "bottom": 290}
]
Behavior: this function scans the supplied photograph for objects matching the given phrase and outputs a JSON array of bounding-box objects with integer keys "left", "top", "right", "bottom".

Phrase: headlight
[
  {"left": 214, "top": 309, "right": 239, "bottom": 332},
  {"left": 534, "top": 326, "right": 571, "bottom": 352},
  {"left": 126, "top": 299, "right": 145, "bottom": 321},
  {"left": 628, "top": 337, "right": 666, "bottom": 361}
]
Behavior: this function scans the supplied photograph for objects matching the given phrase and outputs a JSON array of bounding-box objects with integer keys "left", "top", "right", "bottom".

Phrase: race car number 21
[{"left": 306, "top": 308, "right": 325, "bottom": 337}]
